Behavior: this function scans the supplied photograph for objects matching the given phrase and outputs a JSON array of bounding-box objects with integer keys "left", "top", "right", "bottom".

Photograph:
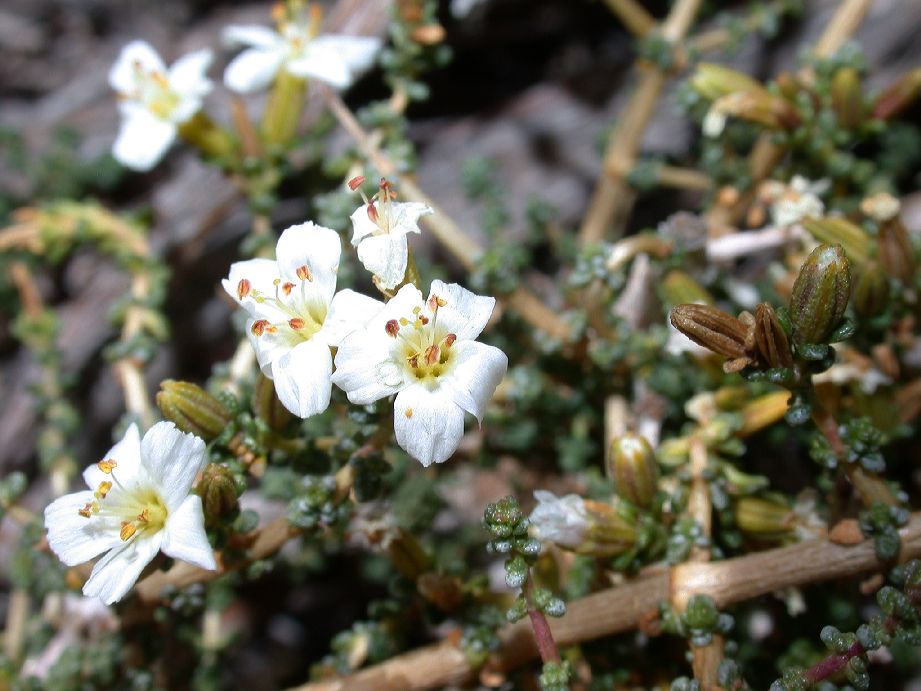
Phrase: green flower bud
[
  {"left": 261, "top": 69, "right": 307, "bottom": 148},
  {"left": 853, "top": 264, "right": 890, "bottom": 318},
  {"left": 252, "top": 372, "right": 293, "bottom": 432},
  {"left": 802, "top": 217, "right": 871, "bottom": 266},
  {"left": 789, "top": 244, "right": 851, "bottom": 346},
  {"left": 669, "top": 304, "right": 755, "bottom": 372},
  {"left": 735, "top": 496, "right": 794, "bottom": 539},
  {"left": 753, "top": 303, "right": 793, "bottom": 369},
  {"left": 608, "top": 433, "right": 658, "bottom": 509},
  {"left": 831, "top": 67, "right": 863, "bottom": 129},
  {"left": 691, "top": 63, "right": 766, "bottom": 100},
  {"left": 157, "top": 380, "right": 233, "bottom": 441},
  {"left": 199, "top": 463, "right": 240, "bottom": 523}
]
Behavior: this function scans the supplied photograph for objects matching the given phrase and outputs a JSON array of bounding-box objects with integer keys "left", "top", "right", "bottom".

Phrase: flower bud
[
  {"left": 691, "top": 63, "right": 766, "bottom": 100},
  {"left": 872, "top": 67, "right": 921, "bottom": 120},
  {"left": 177, "top": 112, "right": 235, "bottom": 160},
  {"left": 157, "top": 380, "right": 233, "bottom": 441},
  {"left": 735, "top": 496, "right": 794, "bottom": 539},
  {"left": 529, "top": 491, "right": 636, "bottom": 557},
  {"left": 753, "top": 303, "right": 793, "bottom": 369},
  {"left": 802, "top": 217, "right": 871, "bottom": 266},
  {"left": 670, "top": 304, "right": 755, "bottom": 372},
  {"left": 261, "top": 69, "right": 307, "bottom": 148},
  {"left": 830, "top": 67, "right": 863, "bottom": 129},
  {"left": 252, "top": 372, "right": 293, "bottom": 432},
  {"left": 789, "top": 244, "right": 851, "bottom": 346},
  {"left": 853, "top": 264, "right": 890, "bottom": 318},
  {"left": 737, "top": 391, "right": 790, "bottom": 438},
  {"left": 877, "top": 218, "right": 916, "bottom": 284},
  {"left": 608, "top": 433, "right": 658, "bottom": 509},
  {"left": 199, "top": 463, "right": 240, "bottom": 523},
  {"left": 660, "top": 270, "right": 713, "bottom": 310}
]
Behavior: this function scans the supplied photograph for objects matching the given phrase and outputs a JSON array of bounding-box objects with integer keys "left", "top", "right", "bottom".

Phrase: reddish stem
[{"left": 525, "top": 578, "right": 561, "bottom": 664}]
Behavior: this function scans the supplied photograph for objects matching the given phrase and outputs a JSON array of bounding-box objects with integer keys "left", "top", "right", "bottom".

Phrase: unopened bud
[
  {"left": 853, "top": 264, "right": 890, "bottom": 318},
  {"left": 802, "top": 217, "right": 871, "bottom": 266},
  {"left": 581, "top": 499, "right": 638, "bottom": 556},
  {"left": 877, "top": 218, "right": 916, "bottom": 284},
  {"left": 753, "top": 303, "right": 793, "bottom": 369},
  {"left": 608, "top": 433, "right": 658, "bottom": 509},
  {"left": 157, "top": 380, "right": 232, "bottom": 441},
  {"left": 830, "top": 67, "right": 863, "bottom": 129},
  {"left": 735, "top": 496, "right": 794, "bottom": 539},
  {"left": 199, "top": 463, "right": 240, "bottom": 523},
  {"left": 530, "top": 491, "right": 636, "bottom": 557},
  {"left": 872, "top": 68, "right": 921, "bottom": 120},
  {"left": 789, "top": 244, "right": 851, "bottom": 346},
  {"left": 253, "top": 372, "right": 293, "bottom": 432},
  {"left": 660, "top": 270, "right": 713, "bottom": 310},
  {"left": 737, "top": 391, "right": 790, "bottom": 438},
  {"left": 691, "top": 63, "right": 766, "bottom": 100}
]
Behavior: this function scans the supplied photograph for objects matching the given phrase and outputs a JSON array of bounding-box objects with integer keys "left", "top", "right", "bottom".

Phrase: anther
[
  {"left": 348, "top": 175, "right": 366, "bottom": 191},
  {"left": 97, "top": 459, "right": 117, "bottom": 474},
  {"left": 408, "top": 354, "right": 419, "bottom": 369},
  {"left": 289, "top": 318, "right": 306, "bottom": 330},
  {"left": 120, "top": 522, "right": 137, "bottom": 541},
  {"left": 237, "top": 279, "right": 252, "bottom": 300},
  {"left": 367, "top": 202, "right": 379, "bottom": 223},
  {"left": 137, "top": 509, "right": 150, "bottom": 523},
  {"left": 405, "top": 408, "right": 413, "bottom": 418},
  {"left": 424, "top": 344, "right": 440, "bottom": 366},
  {"left": 78, "top": 503, "right": 93, "bottom": 519},
  {"left": 95, "top": 481, "right": 113, "bottom": 499},
  {"left": 385, "top": 319, "right": 400, "bottom": 337},
  {"left": 282, "top": 281, "right": 296, "bottom": 295},
  {"left": 296, "top": 265, "right": 313, "bottom": 281},
  {"left": 252, "top": 319, "right": 270, "bottom": 336},
  {"left": 442, "top": 333, "right": 456, "bottom": 349},
  {"left": 428, "top": 295, "right": 447, "bottom": 310}
]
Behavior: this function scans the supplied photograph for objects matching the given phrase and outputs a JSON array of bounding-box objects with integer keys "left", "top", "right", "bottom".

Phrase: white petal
[
  {"left": 349, "top": 204, "right": 379, "bottom": 246},
  {"left": 275, "top": 221, "right": 342, "bottom": 305},
  {"left": 247, "top": 320, "right": 293, "bottom": 373},
  {"left": 289, "top": 35, "right": 381, "bottom": 89},
  {"left": 443, "top": 340, "right": 507, "bottom": 422},
  {"left": 331, "top": 331, "right": 403, "bottom": 404},
  {"left": 44, "top": 491, "right": 122, "bottom": 566},
  {"left": 83, "top": 533, "right": 162, "bottom": 605},
  {"left": 109, "top": 40, "right": 166, "bottom": 94},
  {"left": 168, "top": 48, "right": 213, "bottom": 96},
  {"left": 393, "top": 385, "right": 465, "bottom": 467},
  {"left": 223, "top": 25, "right": 283, "bottom": 50},
  {"left": 113, "top": 107, "right": 176, "bottom": 172},
  {"left": 270, "top": 337, "right": 333, "bottom": 418},
  {"left": 357, "top": 233, "right": 408, "bottom": 291},
  {"left": 84, "top": 424, "right": 143, "bottom": 489},
  {"left": 321, "top": 289, "right": 384, "bottom": 347},
  {"left": 390, "top": 202, "right": 433, "bottom": 236},
  {"left": 161, "top": 496, "right": 217, "bottom": 570},
  {"left": 224, "top": 47, "right": 284, "bottom": 94},
  {"left": 222, "top": 257, "right": 289, "bottom": 322},
  {"left": 428, "top": 280, "right": 496, "bottom": 341},
  {"left": 141, "top": 422, "right": 207, "bottom": 511}
]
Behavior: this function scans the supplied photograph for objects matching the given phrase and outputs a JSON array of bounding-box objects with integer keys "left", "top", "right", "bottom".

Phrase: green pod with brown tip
[{"left": 789, "top": 244, "right": 851, "bottom": 346}]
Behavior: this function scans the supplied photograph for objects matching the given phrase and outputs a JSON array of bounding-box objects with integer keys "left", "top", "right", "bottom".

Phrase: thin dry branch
[
  {"left": 293, "top": 513, "right": 921, "bottom": 691},
  {"left": 602, "top": 0, "right": 656, "bottom": 37},
  {"left": 323, "top": 90, "right": 572, "bottom": 341}
]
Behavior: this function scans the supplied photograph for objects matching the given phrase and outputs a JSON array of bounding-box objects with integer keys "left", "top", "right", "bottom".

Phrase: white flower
[
  {"left": 702, "top": 108, "right": 727, "bottom": 137},
  {"left": 222, "top": 4, "right": 382, "bottom": 93},
  {"left": 223, "top": 221, "right": 383, "bottom": 418},
  {"left": 529, "top": 490, "right": 588, "bottom": 549},
  {"left": 109, "top": 40, "right": 213, "bottom": 171},
  {"left": 331, "top": 280, "right": 508, "bottom": 466},
  {"left": 349, "top": 181, "right": 433, "bottom": 290},
  {"left": 769, "top": 176, "right": 828, "bottom": 227},
  {"left": 44, "top": 422, "right": 217, "bottom": 605}
]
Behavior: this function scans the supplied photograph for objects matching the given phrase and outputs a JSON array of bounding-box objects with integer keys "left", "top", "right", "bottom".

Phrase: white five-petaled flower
[
  {"left": 331, "top": 280, "right": 508, "bottom": 467},
  {"left": 349, "top": 179, "right": 434, "bottom": 291},
  {"left": 109, "top": 40, "right": 213, "bottom": 171},
  {"left": 222, "top": 3, "right": 382, "bottom": 93},
  {"left": 768, "top": 175, "right": 828, "bottom": 227},
  {"left": 223, "top": 221, "right": 383, "bottom": 418},
  {"left": 529, "top": 491, "right": 589, "bottom": 549},
  {"left": 44, "top": 422, "right": 217, "bottom": 605}
]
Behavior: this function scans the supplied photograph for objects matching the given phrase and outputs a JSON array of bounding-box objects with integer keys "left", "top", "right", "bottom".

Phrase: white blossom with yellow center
[
  {"left": 109, "top": 40, "right": 213, "bottom": 171},
  {"left": 223, "top": 221, "right": 383, "bottom": 418},
  {"left": 44, "top": 423, "right": 216, "bottom": 605},
  {"left": 222, "top": 2, "right": 381, "bottom": 93},
  {"left": 349, "top": 180, "right": 433, "bottom": 291},
  {"left": 332, "top": 280, "right": 508, "bottom": 466}
]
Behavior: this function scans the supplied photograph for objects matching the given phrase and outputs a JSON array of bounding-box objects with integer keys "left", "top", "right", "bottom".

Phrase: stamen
[
  {"left": 348, "top": 175, "right": 365, "bottom": 191},
  {"left": 289, "top": 318, "right": 306, "bottom": 330},
  {"left": 282, "top": 281, "right": 296, "bottom": 296},
  {"left": 95, "top": 481, "right": 113, "bottom": 499},
  {"left": 120, "top": 522, "right": 138, "bottom": 541},
  {"left": 408, "top": 354, "right": 419, "bottom": 369},
  {"left": 296, "top": 265, "right": 313, "bottom": 281},
  {"left": 367, "top": 202, "right": 379, "bottom": 224},
  {"left": 442, "top": 333, "right": 457, "bottom": 349},
  {"left": 424, "top": 344, "right": 440, "bottom": 365},
  {"left": 252, "top": 320, "right": 270, "bottom": 336},
  {"left": 385, "top": 319, "right": 400, "bottom": 337},
  {"left": 399, "top": 317, "right": 410, "bottom": 326},
  {"left": 78, "top": 503, "right": 94, "bottom": 519},
  {"left": 405, "top": 408, "right": 413, "bottom": 418},
  {"left": 137, "top": 509, "right": 150, "bottom": 523},
  {"left": 98, "top": 459, "right": 117, "bottom": 474},
  {"left": 237, "top": 279, "right": 252, "bottom": 300},
  {"left": 428, "top": 294, "right": 447, "bottom": 311}
]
